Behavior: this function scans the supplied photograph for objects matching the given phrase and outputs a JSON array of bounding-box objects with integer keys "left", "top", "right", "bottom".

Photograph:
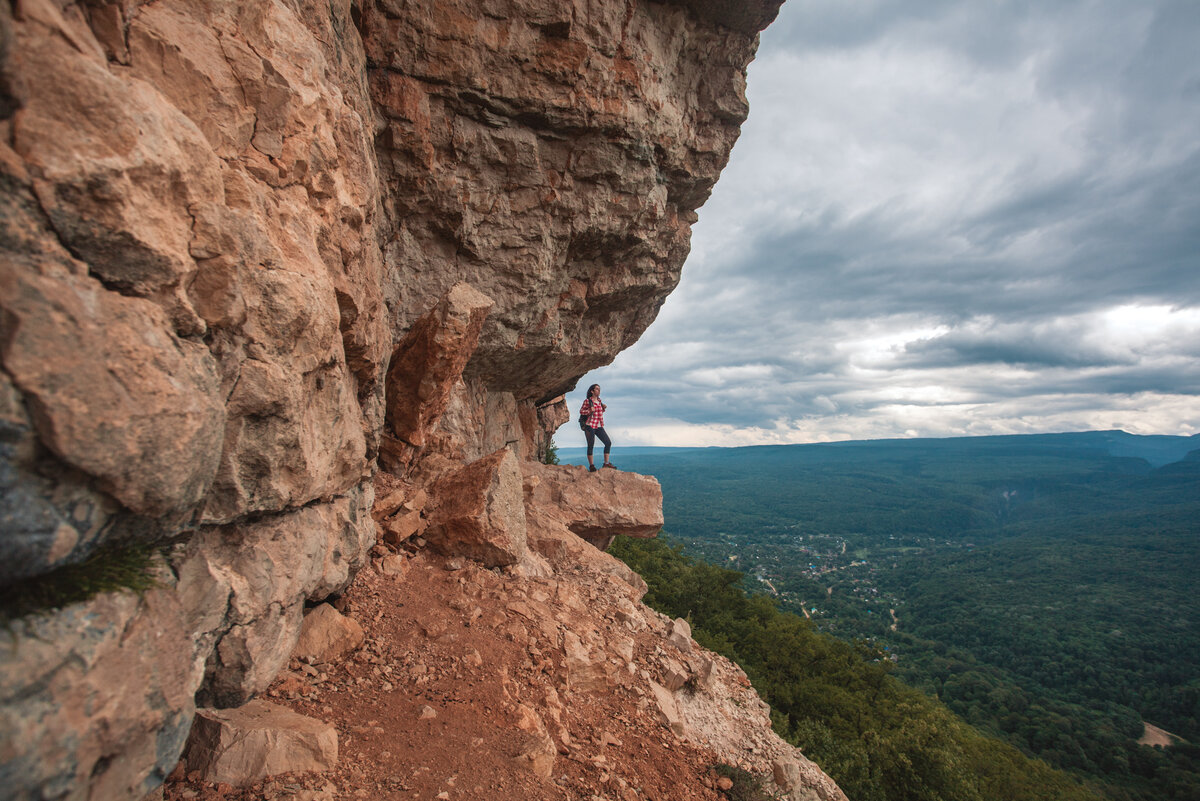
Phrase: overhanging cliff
[{"left": 0, "top": 2, "right": 845, "bottom": 799}]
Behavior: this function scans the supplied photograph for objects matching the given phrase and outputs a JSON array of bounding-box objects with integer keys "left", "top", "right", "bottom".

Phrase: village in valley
[{"left": 666, "top": 523, "right": 966, "bottom": 655}]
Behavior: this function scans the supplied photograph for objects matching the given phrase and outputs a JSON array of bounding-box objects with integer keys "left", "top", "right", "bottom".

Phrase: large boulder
[
  {"left": 183, "top": 700, "right": 338, "bottom": 786},
  {"left": 522, "top": 461, "right": 663, "bottom": 549},
  {"left": 423, "top": 448, "right": 527, "bottom": 567},
  {"left": 384, "top": 282, "right": 495, "bottom": 452},
  {"left": 292, "top": 603, "right": 365, "bottom": 665}
]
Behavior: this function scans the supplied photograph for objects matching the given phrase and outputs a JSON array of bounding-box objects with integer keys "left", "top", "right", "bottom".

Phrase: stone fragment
[
  {"left": 383, "top": 282, "right": 495, "bottom": 452},
  {"left": 511, "top": 704, "right": 557, "bottom": 779},
  {"left": 424, "top": 449, "right": 527, "bottom": 567},
  {"left": 292, "top": 604, "right": 365, "bottom": 665},
  {"left": 669, "top": 618, "right": 694, "bottom": 653},
  {"left": 718, "top": 776, "right": 734, "bottom": 791},
  {"left": 516, "top": 734, "right": 557, "bottom": 780},
  {"left": 648, "top": 679, "right": 686, "bottom": 737},
  {"left": 373, "top": 487, "right": 411, "bottom": 520},
  {"left": 563, "top": 630, "right": 611, "bottom": 694},
  {"left": 419, "top": 705, "right": 437, "bottom": 720},
  {"left": 661, "top": 656, "right": 690, "bottom": 692},
  {"left": 381, "top": 509, "right": 425, "bottom": 546},
  {"left": 687, "top": 653, "right": 716, "bottom": 690},
  {"left": 773, "top": 759, "right": 802, "bottom": 792},
  {"left": 378, "top": 554, "right": 408, "bottom": 577},
  {"left": 183, "top": 700, "right": 337, "bottom": 786}
]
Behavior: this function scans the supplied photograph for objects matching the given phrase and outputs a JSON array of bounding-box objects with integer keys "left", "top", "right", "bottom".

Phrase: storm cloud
[{"left": 569, "top": 0, "right": 1200, "bottom": 447}]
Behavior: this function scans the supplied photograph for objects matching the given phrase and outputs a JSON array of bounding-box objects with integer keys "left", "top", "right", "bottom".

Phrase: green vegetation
[
  {"left": 612, "top": 536, "right": 1105, "bottom": 801},
  {"left": 542, "top": 435, "right": 560, "bottom": 465},
  {"left": 608, "top": 432, "right": 1200, "bottom": 801},
  {"left": 0, "top": 543, "right": 162, "bottom": 622}
]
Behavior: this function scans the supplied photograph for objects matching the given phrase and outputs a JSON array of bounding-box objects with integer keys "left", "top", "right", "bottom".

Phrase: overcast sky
[{"left": 571, "top": 0, "right": 1200, "bottom": 448}]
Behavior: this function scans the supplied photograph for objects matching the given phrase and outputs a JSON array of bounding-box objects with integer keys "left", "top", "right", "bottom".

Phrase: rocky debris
[
  {"left": 423, "top": 448, "right": 527, "bottom": 567},
  {"left": 371, "top": 475, "right": 429, "bottom": 549},
  {"left": 293, "top": 604, "right": 365, "bottom": 665},
  {"left": 166, "top": 545, "right": 843, "bottom": 801},
  {"left": 183, "top": 700, "right": 338, "bottom": 786}
]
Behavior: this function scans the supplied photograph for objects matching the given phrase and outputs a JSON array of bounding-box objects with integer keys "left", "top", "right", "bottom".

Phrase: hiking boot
[{"left": 588, "top": 465, "right": 597, "bottom": 472}]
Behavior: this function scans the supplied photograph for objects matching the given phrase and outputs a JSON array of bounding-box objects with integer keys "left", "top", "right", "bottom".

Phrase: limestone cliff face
[{"left": 0, "top": 2, "right": 844, "bottom": 800}]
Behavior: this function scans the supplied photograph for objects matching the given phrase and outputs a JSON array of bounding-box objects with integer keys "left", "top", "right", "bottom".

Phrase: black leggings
[{"left": 585, "top": 426, "right": 611, "bottom": 457}]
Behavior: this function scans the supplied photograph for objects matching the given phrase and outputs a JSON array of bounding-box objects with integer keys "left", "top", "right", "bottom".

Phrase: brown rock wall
[
  {"left": 363, "top": 0, "right": 770, "bottom": 402},
  {"left": 178, "top": 487, "right": 374, "bottom": 708},
  {"left": 2, "top": 0, "right": 387, "bottom": 553},
  {"left": 0, "top": 568, "right": 203, "bottom": 800}
]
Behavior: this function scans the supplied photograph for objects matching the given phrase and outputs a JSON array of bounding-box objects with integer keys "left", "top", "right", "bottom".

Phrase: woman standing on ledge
[{"left": 580, "top": 383, "right": 615, "bottom": 472}]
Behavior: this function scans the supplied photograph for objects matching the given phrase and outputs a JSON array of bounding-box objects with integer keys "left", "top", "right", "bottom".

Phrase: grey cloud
[
  {"left": 901, "top": 332, "right": 1133, "bottom": 370},
  {"left": 584, "top": 0, "right": 1200, "bottom": 444}
]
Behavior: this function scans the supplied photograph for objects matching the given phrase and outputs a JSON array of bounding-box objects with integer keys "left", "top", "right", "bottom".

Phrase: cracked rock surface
[{"left": 0, "top": 1, "right": 847, "bottom": 800}]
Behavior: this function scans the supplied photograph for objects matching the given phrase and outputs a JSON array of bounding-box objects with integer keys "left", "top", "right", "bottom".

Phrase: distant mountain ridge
[{"left": 561, "top": 429, "right": 1200, "bottom": 468}]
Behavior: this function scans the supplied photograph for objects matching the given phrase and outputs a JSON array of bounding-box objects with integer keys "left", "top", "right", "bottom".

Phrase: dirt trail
[{"left": 163, "top": 552, "right": 734, "bottom": 801}]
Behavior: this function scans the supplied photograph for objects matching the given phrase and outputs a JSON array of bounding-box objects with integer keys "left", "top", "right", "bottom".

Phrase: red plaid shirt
[{"left": 580, "top": 397, "right": 605, "bottom": 429}]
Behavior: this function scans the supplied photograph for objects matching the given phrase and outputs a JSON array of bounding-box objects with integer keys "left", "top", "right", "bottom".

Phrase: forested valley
[{"left": 584, "top": 431, "right": 1200, "bottom": 801}]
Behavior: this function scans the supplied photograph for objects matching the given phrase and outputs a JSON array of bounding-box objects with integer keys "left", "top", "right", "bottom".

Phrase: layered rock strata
[{"left": 0, "top": 1, "right": 842, "bottom": 800}]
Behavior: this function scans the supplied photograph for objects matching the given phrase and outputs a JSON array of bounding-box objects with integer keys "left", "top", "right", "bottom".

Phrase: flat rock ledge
[{"left": 522, "top": 461, "right": 664, "bottom": 550}]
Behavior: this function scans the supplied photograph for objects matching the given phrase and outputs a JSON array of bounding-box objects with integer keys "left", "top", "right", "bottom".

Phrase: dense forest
[
  {"left": 582, "top": 432, "right": 1200, "bottom": 801},
  {"left": 610, "top": 536, "right": 1107, "bottom": 801}
]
